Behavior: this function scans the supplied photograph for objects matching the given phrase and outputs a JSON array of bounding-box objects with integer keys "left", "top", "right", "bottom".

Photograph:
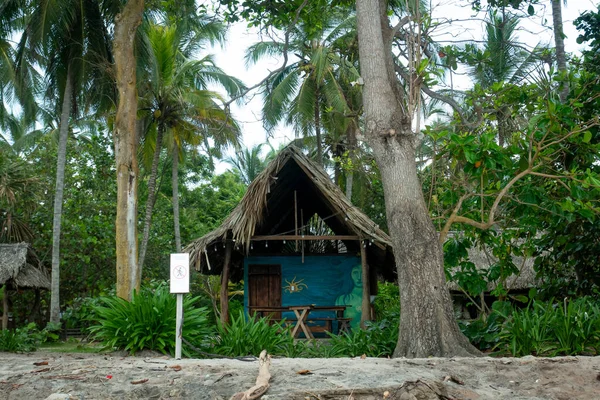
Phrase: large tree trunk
[
  {"left": 49, "top": 65, "right": 74, "bottom": 324},
  {"left": 552, "top": 0, "right": 568, "bottom": 102},
  {"left": 356, "top": 0, "right": 479, "bottom": 358},
  {"left": 113, "top": 0, "right": 144, "bottom": 301},
  {"left": 138, "top": 124, "right": 165, "bottom": 271},
  {"left": 172, "top": 146, "right": 182, "bottom": 252}
]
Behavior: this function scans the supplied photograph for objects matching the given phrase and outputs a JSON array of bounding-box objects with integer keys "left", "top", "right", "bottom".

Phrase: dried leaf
[
  {"left": 360, "top": 354, "right": 367, "bottom": 359},
  {"left": 33, "top": 361, "right": 48, "bottom": 366},
  {"left": 170, "top": 365, "right": 182, "bottom": 372},
  {"left": 383, "top": 390, "right": 390, "bottom": 398},
  {"left": 131, "top": 378, "right": 149, "bottom": 385},
  {"left": 296, "top": 369, "right": 313, "bottom": 375},
  {"left": 31, "top": 368, "right": 50, "bottom": 373}
]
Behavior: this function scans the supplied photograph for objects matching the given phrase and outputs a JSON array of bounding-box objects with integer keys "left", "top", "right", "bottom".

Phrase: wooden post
[
  {"left": 294, "top": 190, "right": 298, "bottom": 251},
  {"left": 220, "top": 241, "right": 232, "bottom": 325},
  {"left": 360, "top": 240, "right": 371, "bottom": 329},
  {"left": 2, "top": 286, "right": 8, "bottom": 330}
]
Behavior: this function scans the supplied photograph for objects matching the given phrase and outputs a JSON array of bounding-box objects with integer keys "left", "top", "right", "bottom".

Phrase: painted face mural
[{"left": 335, "top": 265, "right": 362, "bottom": 329}]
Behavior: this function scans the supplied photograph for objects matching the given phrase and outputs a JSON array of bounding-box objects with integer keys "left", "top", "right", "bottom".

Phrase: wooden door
[{"left": 248, "top": 264, "right": 282, "bottom": 319}]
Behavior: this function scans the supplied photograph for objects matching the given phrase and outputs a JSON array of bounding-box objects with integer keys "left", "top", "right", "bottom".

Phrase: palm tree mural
[{"left": 137, "top": 22, "right": 244, "bottom": 267}]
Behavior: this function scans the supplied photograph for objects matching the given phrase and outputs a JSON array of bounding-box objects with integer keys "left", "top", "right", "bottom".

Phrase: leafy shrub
[
  {"left": 89, "top": 285, "right": 213, "bottom": 356},
  {"left": 62, "top": 296, "right": 104, "bottom": 331},
  {"left": 374, "top": 282, "right": 400, "bottom": 321},
  {"left": 211, "top": 311, "right": 293, "bottom": 357},
  {"left": 0, "top": 323, "right": 42, "bottom": 352},
  {"left": 496, "top": 297, "right": 600, "bottom": 356},
  {"left": 459, "top": 301, "right": 509, "bottom": 351},
  {"left": 329, "top": 319, "right": 398, "bottom": 357}
]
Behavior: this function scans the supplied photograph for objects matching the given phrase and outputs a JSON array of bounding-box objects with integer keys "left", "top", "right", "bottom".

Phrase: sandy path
[{"left": 0, "top": 351, "right": 599, "bottom": 399}]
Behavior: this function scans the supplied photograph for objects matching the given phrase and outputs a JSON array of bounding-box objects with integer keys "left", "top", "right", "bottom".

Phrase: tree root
[{"left": 229, "top": 350, "right": 271, "bottom": 400}]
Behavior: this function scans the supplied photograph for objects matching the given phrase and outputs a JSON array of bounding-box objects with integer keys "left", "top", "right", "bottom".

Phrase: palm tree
[
  {"left": 246, "top": 11, "right": 359, "bottom": 166},
  {"left": 225, "top": 143, "right": 275, "bottom": 185},
  {"left": 137, "top": 22, "right": 244, "bottom": 267},
  {"left": 467, "top": 10, "right": 544, "bottom": 145},
  {"left": 551, "top": 0, "right": 568, "bottom": 102},
  {"left": 17, "top": 0, "right": 114, "bottom": 322}
]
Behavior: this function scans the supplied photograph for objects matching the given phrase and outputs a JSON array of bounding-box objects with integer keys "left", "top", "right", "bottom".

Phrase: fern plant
[
  {"left": 211, "top": 311, "right": 293, "bottom": 357},
  {"left": 89, "top": 285, "right": 213, "bottom": 356}
]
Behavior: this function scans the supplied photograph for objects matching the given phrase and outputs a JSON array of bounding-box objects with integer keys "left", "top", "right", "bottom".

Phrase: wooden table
[{"left": 288, "top": 305, "right": 314, "bottom": 339}]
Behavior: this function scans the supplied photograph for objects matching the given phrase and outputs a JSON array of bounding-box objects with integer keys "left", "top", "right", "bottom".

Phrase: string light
[
  {"left": 251, "top": 242, "right": 254, "bottom": 250},
  {"left": 283, "top": 240, "right": 286, "bottom": 244},
  {"left": 265, "top": 242, "right": 268, "bottom": 248}
]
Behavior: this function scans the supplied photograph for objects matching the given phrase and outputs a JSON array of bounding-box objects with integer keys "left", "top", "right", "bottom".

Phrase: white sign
[{"left": 170, "top": 253, "right": 190, "bottom": 293}]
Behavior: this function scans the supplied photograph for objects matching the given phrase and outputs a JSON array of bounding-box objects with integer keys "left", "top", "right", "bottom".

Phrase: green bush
[
  {"left": 211, "top": 311, "right": 293, "bottom": 357},
  {"left": 88, "top": 285, "right": 213, "bottom": 356},
  {"left": 329, "top": 319, "right": 398, "bottom": 357},
  {"left": 496, "top": 297, "right": 600, "bottom": 356},
  {"left": 0, "top": 323, "right": 43, "bottom": 352},
  {"left": 459, "top": 301, "right": 509, "bottom": 351},
  {"left": 374, "top": 282, "right": 400, "bottom": 321}
]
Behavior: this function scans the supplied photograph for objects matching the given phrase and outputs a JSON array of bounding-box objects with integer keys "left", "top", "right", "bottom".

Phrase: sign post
[{"left": 170, "top": 253, "right": 190, "bottom": 360}]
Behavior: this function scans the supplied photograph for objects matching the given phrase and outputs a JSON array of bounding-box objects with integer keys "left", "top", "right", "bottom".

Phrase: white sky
[{"left": 210, "top": 0, "right": 598, "bottom": 173}]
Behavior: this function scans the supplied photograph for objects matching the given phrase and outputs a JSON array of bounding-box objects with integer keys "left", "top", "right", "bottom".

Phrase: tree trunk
[
  {"left": 314, "top": 94, "right": 323, "bottom": 165},
  {"left": 138, "top": 124, "right": 165, "bottom": 271},
  {"left": 50, "top": 66, "right": 74, "bottom": 324},
  {"left": 345, "top": 125, "right": 357, "bottom": 201},
  {"left": 172, "top": 146, "right": 182, "bottom": 252},
  {"left": 552, "top": 0, "right": 568, "bottom": 102},
  {"left": 356, "top": 0, "right": 479, "bottom": 358},
  {"left": 113, "top": 0, "right": 144, "bottom": 301}
]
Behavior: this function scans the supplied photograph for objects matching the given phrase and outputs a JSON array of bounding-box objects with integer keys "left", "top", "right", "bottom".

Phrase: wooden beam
[
  {"left": 294, "top": 190, "right": 298, "bottom": 251},
  {"left": 360, "top": 241, "right": 371, "bottom": 329},
  {"left": 2, "top": 286, "right": 8, "bottom": 330},
  {"left": 220, "top": 241, "right": 232, "bottom": 325},
  {"left": 251, "top": 235, "right": 360, "bottom": 241}
]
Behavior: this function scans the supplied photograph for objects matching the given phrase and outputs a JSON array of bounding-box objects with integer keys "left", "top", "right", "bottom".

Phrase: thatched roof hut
[
  {"left": 445, "top": 234, "right": 539, "bottom": 293},
  {"left": 1, "top": 243, "right": 50, "bottom": 329},
  {"left": 184, "top": 146, "right": 396, "bottom": 327},
  {"left": 0, "top": 243, "right": 50, "bottom": 290},
  {"left": 184, "top": 146, "right": 396, "bottom": 282}
]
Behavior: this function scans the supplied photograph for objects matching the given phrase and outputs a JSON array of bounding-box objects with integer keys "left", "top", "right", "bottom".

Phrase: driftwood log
[{"left": 230, "top": 350, "right": 271, "bottom": 400}]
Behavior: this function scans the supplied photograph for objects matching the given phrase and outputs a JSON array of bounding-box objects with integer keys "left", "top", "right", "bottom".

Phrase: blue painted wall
[{"left": 244, "top": 255, "right": 363, "bottom": 329}]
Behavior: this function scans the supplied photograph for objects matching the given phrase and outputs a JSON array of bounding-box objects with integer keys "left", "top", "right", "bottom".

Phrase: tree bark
[
  {"left": 138, "top": 124, "right": 165, "bottom": 271},
  {"left": 356, "top": 0, "right": 479, "bottom": 358},
  {"left": 172, "top": 146, "right": 182, "bottom": 252},
  {"left": 345, "top": 125, "right": 357, "bottom": 201},
  {"left": 314, "top": 94, "right": 323, "bottom": 166},
  {"left": 552, "top": 0, "right": 568, "bottom": 102},
  {"left": 113, "top": 0, "right": 144, "bottom": 301},
  {"left": 50, "top": 65, "right": 74, "bottom": 323}
]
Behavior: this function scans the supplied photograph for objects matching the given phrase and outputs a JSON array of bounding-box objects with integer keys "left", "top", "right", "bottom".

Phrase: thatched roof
[
  {"left": 184, "top": 146, "right": 396, "bottom": 280},
  {"left": 0, "top": 243, "right": 50, "bottom": 289},
  {"left": 445, "top": 234, "right": 538, "bottom": 292}
]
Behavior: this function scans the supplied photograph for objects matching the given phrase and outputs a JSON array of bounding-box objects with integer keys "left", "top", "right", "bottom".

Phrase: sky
[{"left": 210, "top": 0, "right": 598, "bottom": 173}]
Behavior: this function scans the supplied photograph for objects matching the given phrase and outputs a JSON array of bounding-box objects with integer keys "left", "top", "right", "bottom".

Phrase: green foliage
[
  {"left": 0, "top": 323, "right": 46, "bottom": 352},
  {"left": 211, "top": 311, "right": 294, "bottom": 357},
  {"left": 459, "top": 301, "right": 510, "bottom": 351},
  {"left": 89, "top": 285, "right": 213, "bottom": 356},
  {"left": 495, "top": 297, "right": 600, "bottom": 356},
  {"left": 373, "top": 282, "right": 400, "bottom": 321},
  {"left": 328, "top": 319, "right": 398, "bottom": 357},
  {"left": 62, "top": 296, "right": 103, "bottom": 331}
]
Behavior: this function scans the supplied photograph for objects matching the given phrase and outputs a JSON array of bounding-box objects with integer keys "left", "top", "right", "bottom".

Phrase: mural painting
[{"left": 244, "top": 255, "right": 363, "bottom": 330}]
